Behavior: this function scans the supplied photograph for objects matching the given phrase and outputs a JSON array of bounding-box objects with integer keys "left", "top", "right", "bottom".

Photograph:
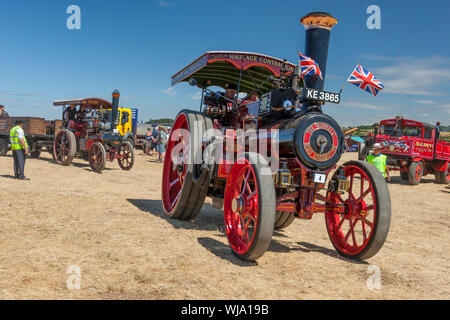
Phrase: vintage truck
[{"left": 375, "top": 118, "right": 450, "bottom": 185}]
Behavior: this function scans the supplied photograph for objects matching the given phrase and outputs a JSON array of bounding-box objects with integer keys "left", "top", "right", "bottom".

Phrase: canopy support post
[
  {"left": 234, "top": 67, "right": 244, "bottom": 113},
  {"left": 200, "top": 88, "right": 205, "bottom": 112}
]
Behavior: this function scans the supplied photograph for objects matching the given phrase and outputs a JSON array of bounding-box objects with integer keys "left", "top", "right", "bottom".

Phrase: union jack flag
[
  {"left": 298, "top": 52, "right": 323, "bottom": 80},
  {"left": 347, "top": 64, "right": 384, "bottom": 96}
]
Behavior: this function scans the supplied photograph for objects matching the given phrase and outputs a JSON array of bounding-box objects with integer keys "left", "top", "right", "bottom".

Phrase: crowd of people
[{"left": 145, "top": 125, "right": 169, "bottom": 162}]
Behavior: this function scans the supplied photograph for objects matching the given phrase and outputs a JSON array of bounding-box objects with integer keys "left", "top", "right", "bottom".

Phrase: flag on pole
[
  {"left": 347, "top": 64, "right": 384, "bottom": 96},
  {"left": 298, "top": 52, "right": 323, "bottom": 80}
]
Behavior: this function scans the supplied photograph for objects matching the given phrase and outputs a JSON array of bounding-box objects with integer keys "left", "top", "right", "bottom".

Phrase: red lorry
[{"left": 375, "top": 118, "right": 450, "bottom": 185}]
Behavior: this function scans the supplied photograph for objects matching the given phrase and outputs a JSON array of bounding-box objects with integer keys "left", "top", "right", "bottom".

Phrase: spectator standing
[
  {"left": 151, "top": 126, "right": 161, "bottom": 158},
  {"left": 366, "top": 143, "right": 390, "bottom": 183},
  {"left": 0, "top": 105, "right": 9, "bottom": 118},
  {"left": 9, "top": 119, "right": 29, "bottom": 180},
  {"left": 158, "top": 126, "right": 166, "bottom": 162}
]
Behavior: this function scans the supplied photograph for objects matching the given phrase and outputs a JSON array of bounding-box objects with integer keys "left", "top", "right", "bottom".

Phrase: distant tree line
[{"left": 144, "top": 118, "right": 174, "bottom": 125}]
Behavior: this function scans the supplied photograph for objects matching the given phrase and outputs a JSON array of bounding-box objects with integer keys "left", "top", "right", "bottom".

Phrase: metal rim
[
  {"left": 118, "top": 141, "right": 134, "bottom": 170},
  {"left": 162, "top": 113, "right": 189, "bottom": 213},
  {"left": 53, "top": 130, "right": 74, "bottom": 164},
  {"left": 326, "top": 165, "right": 377, "bottom": 256},
  {"left": 224, "top": 158, "right": 260, "bottom": 255},
  {"left": 88, "top": 142, "right": 106, "bottom": 172},
  {"left": 415, "top": 163, "right": 423, "bottom": 182}
]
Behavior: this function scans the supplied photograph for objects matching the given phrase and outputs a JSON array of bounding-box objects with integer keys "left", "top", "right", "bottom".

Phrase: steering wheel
[{"left": 93, "top": 110, "right": 103, "bottom": 121}]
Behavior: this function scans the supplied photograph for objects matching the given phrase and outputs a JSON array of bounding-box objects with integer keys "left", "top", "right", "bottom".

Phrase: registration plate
[
  {"left": 312, "top": 172, "right": 327, "bottom": 184},
  {"left": 304, "top": 88, "right": 340, "bottom": 104}
]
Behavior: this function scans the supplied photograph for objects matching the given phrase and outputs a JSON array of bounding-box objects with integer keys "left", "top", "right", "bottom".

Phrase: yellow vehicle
[{"left": 108, "top": 107, "right": 138, "bottom": 146}]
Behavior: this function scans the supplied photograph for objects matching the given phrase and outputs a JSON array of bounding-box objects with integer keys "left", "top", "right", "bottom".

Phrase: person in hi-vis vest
[
  {"left": 9, "top": 119, "right": 30, "bottom": 180},
  {"left": 366, "top": 143, "right": 390, "bottom": 183}
]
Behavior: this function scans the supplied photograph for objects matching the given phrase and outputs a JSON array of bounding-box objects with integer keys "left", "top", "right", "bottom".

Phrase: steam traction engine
[
  {"left": 52, "top": 90, "right": 135, "bottom": 173},
  {"left": 162, "top": 12, "right": 391, "bottom": 261}
]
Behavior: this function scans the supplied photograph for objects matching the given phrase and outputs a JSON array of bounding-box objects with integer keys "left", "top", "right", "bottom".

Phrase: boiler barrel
[{"left": 261, "top": 112, "right": 344, "bottom": 170}]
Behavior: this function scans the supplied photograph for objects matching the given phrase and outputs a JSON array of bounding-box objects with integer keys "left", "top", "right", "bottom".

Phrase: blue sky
[{"left": 0, "top": 0, "right": 449, "bottom": 126}]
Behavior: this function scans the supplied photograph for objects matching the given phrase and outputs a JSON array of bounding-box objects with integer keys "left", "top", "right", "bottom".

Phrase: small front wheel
[
  {"left": 408, "top": 161, "right": 423, "bottom": 185},
  {"left": 88, "top": 142, "right": 106, "bottom": 173},
  {"left": 326, "top": 160, "right": 391, "bottom": 260},
  {"left": 224, "top": 152, "right": 276, "bottom": 261},
  {"left": 117, "top": 141, "right": 135, "bottom": 170}
]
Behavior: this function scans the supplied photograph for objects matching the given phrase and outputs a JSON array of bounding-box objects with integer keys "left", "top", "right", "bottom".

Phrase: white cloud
[
  {"left": 162, "top": 87, "right": 176, "bottom": 96},
  {"left": 368, "top": 56, "right": 450, "bottom": 96},
  {"left": 188, "top": 91, "right": 202, "bottom": 100},
  {"left": 157, "top": 0, "right": 174, "bottom": 7},
  {"left": 337, "top": 100, "right": 386, "bottom": 111},
  {"left": 412, "top": 100, "right": 437, "bottom": 105}
]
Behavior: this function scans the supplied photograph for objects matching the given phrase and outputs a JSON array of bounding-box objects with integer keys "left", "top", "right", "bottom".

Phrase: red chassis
[{"left": 375, "top": 118, "right": 450, "bottom": 185}]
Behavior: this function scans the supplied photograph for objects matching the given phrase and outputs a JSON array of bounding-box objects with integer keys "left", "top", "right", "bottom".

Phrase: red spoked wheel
[
  {"left": 162, "top": 110, "right": 214, "bottom": 220},
  {"left": 88, "top": 142, "right": 106, "bottom": 173},
  {"left": 224, "top": 153, "right": 275, "bottom": 261},
  {"left": 408, "top": 161, "right": 423, "bottom": 185},
  {"left": 53, "top": 129, "right": 76, "bottom": 165},
  {"left": 326, "top": 160, "right": 391, "bottom": 260},
  {"left": 117, "top": 141, "right": 135, "bottom": 170}
]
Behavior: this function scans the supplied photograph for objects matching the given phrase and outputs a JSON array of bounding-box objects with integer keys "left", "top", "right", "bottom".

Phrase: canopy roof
[
  {"left": 53, "top": 98, "right": 112, "bottom": 109},
  {"left": 171, "top": 51, "right": 297, "bottom": 94}
]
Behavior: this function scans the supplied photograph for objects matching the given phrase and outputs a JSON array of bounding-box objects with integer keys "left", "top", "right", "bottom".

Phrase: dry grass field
[{"left": 0, "top": 150, "right": 449, "bottom": 299}]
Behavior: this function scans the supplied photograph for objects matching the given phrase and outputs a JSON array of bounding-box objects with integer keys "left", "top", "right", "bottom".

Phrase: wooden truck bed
[
  {"left": 435, "top": 140, "right": 450, "bottom": 161},
  {"left": 0, "top": 117, "right": 46, "bottom": 135}
]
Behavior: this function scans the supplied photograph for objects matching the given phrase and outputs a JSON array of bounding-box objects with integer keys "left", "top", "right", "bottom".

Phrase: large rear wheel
[
  {"left": 434, "top": 162, "right": 450, "bottom": 184},
  {"left": 274, "top": 211, "right": 295, "bottom": 230},
  {"left": 161, "top": 110, "right": 214, "bottom": 220},
  {"left": 325, "top": 160, "right": 391, "bottom": 260},
  {"left": 53, "top": 129, "right": 76, "bottom": 165},
  {"left": 224, "top": 152, "right": 276, "bottom": 261}
]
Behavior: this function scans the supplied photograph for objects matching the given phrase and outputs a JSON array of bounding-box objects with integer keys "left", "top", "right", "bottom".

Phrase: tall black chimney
[
  {"left": 110, "top": 89, "right": 120, "bottom": 130},
  {"left": 301, "top": 12, "right": 338, "bottom": 111}
]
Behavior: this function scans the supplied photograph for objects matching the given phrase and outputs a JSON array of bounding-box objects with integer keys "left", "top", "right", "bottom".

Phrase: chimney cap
[{"left": 301, "top": 12, "right": 338, "bottom": 30}]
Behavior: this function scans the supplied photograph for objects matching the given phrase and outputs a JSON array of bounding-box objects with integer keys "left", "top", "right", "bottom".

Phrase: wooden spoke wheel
[
  {"left": 88, "top": 142, "right": 106, "bottom": 173},
  {"left": 325, "top": 160, "right": 391, "bottom": 260},
  {"left": 53, "top": 129, "right": 76, "bottom": 165},
  {"left": 224, "top": 153, "right": 276, "bottom": 261},
  {"left": 117, "top": 141, "right": 135, "bottom": 170},
  {"left": 161, "top": 110, "right": 214, "bottom": 220}
]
